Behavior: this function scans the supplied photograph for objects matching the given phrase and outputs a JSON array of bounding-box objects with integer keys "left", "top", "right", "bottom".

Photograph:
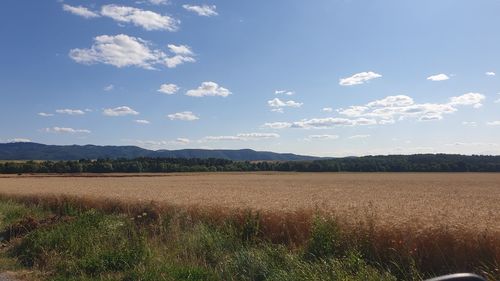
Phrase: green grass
[{"left": 0, "top": 197, "right": 496, "bottom": 280}]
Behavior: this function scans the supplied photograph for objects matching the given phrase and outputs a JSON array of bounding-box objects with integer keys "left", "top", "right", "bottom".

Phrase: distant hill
[{"left": 0, "top": 142, "right": 319, "bottom": 161}]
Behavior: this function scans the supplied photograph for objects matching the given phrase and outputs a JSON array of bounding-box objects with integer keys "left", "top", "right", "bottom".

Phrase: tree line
[{"left": 1, "top": 154, "right": 500, "bottom": 174}]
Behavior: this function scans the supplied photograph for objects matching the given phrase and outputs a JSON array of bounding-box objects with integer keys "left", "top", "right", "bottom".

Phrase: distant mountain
[{"left": 0, "top": 142, "right": 320, "bottom": 161}]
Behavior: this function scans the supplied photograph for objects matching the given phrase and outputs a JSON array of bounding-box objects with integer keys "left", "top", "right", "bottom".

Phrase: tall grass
[{"left": 0, "top": 193, "right": 498, "bottom": 280}]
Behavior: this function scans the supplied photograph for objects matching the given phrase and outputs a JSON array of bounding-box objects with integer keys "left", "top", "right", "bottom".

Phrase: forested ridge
[{"left": 1, "top": 154, "right": 500, "bottom": 173}]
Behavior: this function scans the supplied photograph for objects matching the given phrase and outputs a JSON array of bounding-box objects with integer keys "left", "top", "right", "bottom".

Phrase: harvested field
[{"left": 0, "top": 172, "right": 499, "bottom": 231}]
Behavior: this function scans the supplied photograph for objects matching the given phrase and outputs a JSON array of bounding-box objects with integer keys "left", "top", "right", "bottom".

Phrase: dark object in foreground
[{"left": 426, "top": 273, "right": 486, "bottom": 281}]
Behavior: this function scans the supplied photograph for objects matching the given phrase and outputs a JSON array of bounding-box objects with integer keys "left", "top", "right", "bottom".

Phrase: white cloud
[
  {"left": 337, "top": 93, "right": 484, "bottom": 123},
  {"left": 262, "top": 122, "right": 292, "bottom": 129},
  {"left": 147, "top": 0, "right": 168, "bottom": 5},
  {"left": 158, "top": 83, "right": 179, "bottom": 95},
  {"left": 487, "top": 121, "right": 500, "bottom": 126},
  {"left": 486, "top": 72, "right": 496, "bottom": 76},
  {"left": 174, "top": 138, "right": 190, "bottom": 144},
  {"left": 306, "top": 134, "right": 339, "bottom": 141},
  {"left": 495, "top": 98, "right": 500, "bottom": 104},
  {"left": 8, "top": 138, "right": 31, "bottom": 143},
  {"left": 201, "top": 133, "right": 279, "bottom": 142},
  {"left": 38, "top": 112, "right": 54, "bottom": 117},
  {"left": 449, "top": 92, "right": 485, "bottom": 108},
  {"left": 56, "top": 109, "right": 85, "bottom": 115},
  {"left": 167, "top": 44, "right": 193, "bottom": 55},
  {"left": 339, "top": 71, "right": 382, "bottom": 86},
  {"left": 69, "top": 34, "right": 194, "bottom": 69},
  {"left": 267, "top": 98, "right": 303, "bottom": 112},
  {"left": 322, "top": 107, "right": 333, "bottom": 112},
  {"left": 103, "top": 106, "right": 139, "bottom": 116},
  {"left": 167, "top": 111, "right": 199, "bottom": 121},
  {"left": 135, "top": 119, "right": 150, "bottom": 124},
  {"left": 462, "top": 121, "right": 477, "bottom": 127},
  {"left": 100, "top": 4, "right": 179, "bottom": 31},
  {"left": 104, "top": 84, "right": 114, "bottom": 91},
  {"left": 275, "top": 90, "right": 294, "bottom": 96},
  {"left": 186, "top": 82, "right": 231, "bottom": 97},
  {"left": 182, "top": 5, "right": 218, "bottom": 17},
  {"left": 236, "top": 133, "right": 280, "bottom": 140},
  {"left": 427, "top": 73, "right": 449, "bottom": 81},
  {"left": 268, "top": 98, "right": 302, "bottom": 108},
  {"left": 202, "top": 136, "right": 242, "bottom": 141},
  {"left": 63, "top": 4, "right": 100, "bottom": 19},
  {"left": 292, "top": 117, "right": 376, "bottom": 129},
  {"left": 43, "top": 127, "right": 91, "bottom": 134},
  {"left": 164, "top": 55, "right": 195, "bottom": 68},
  {"left": 348, "top": 134, "right": 370, "bottom": 139}
]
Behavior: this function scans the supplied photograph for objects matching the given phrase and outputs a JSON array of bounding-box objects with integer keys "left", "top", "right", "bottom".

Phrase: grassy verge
[{"left": 0, "top": 195, "right": 497, "bottom": 281}]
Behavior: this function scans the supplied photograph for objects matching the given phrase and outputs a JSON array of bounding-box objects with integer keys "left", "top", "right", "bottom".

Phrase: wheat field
[{"left": 0, "top": 172, "right": 498, "bottom": 232}]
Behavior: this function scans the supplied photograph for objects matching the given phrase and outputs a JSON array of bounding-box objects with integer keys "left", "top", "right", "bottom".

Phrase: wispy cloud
[
  {"left": 100, "top": 4, "right": 179, "bottom": 31},
  {"left": 38, "top": 112, "right": 54, "bottom": 117},
  {"left": 348, "top": 134, "right": 370, "bottom": 139},
  {"left": 104, "top": 84, "right": 114, "bottom": 91},
  {"left": 427, "top": 73, "right": 449, "bottom": 81},
  {"left": 182, "top": 5, "right": 218, "bottom": 17},
  {"left": 43, "top": 127, "right": 91, "bottom": 134},
  {"left": 103, "top": 106, "right": 139, "bottom": 116},
  {"left": 62, "top": 4, "right": 100, "bottom": 19},
  {"left": 167, "top": 111, "right": 199, "bottom": 121},
  {"left": 56, "top": 109, "right": 85, "bottom": 115},
  {"left": 339, "top": 71, "right": 381, "bottom": 86},
  {"left": 135, "top": 119, "right": 150, "bottom": 124},
  {"left": 305, "top": 134, "right": 339, "bottom": 141},
  {"left": 201, "top": 133, "right": 279, "bottom": 142},
  {"left": 275, "top": 90, "right": 294, "bottom": 96},
  {"left": 485, "top": 71, "right": 496, "bottom": 76},
  {"left": 486, "top": 121, "right": 500, "bottom": 126}
]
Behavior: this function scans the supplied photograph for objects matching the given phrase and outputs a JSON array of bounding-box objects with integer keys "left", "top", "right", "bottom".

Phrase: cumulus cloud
[
  {"left": 427, "top": 73, "right": 449, "bottom": 81},
  {"left": 449, "top": 92, "right": 485, "bottom": 108},
  {"left": 182, "top": 5, "right": 218, "bottom": 17},
  {"left": 268, "top": 98, "right": 302, "bottom": 112},
  {"left": 348, "top": 134, "right": 370, "bottom": 139},
  {"left": 158, "top": 83, "right": 179, "bottom": 95},
  {"left": 43, "top": 127, "right": 91, "bottom": 134},
  {"left": 337, "top": 93, "right": 485, "bottom": 123},
  {"left": 135, "top": 119, "right": 150, "bottom": 124},
  {"left": 201, "top": 133, "right": 279, "bottom": 142},
  {"left": 167, "top": 111, "right": 199, "bottom": 121},
  {"left": 339, "top": 71, "right": 382, "bottom": 86},
  {"left": 305, "top": 134, "right": 339, "bottom": 141},
  {"left": 62, "top": 4, "right": 100, "bottom": 18},
  {"left": 56, "top": 109, "right": 85, "bottom": 115},
  {"left": 38, "top": 112, "right": 54, "bottom": 117},
  {"left": 487, "top": 121, "right": 500, "bottom": 126},
  {"left": 486, "top": 72, "right": 496, "bottom": 76},
  {"left": 69, "top": 34, "right": 194, "bottom": 69},
  {"left": 100, "top": 4, "right": 178, "bottom": 31},
  {"left": 103, "top": 106, "right": 139, "bottom": 116},
  {"left": 275, "top": 90, "right": 294, "bottom": 96},
  {"left": 186, "top": 82, "right": 231, "bottom": 97}
]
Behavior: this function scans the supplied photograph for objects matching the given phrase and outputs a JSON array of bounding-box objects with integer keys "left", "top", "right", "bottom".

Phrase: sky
[{"left": 0, "top": 0, "right": 499, "bottom": 157}]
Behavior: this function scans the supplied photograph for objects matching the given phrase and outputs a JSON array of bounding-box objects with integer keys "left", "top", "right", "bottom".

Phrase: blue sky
[{"left": 0, "top": 0, "right": 499, "bottom": 156}]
